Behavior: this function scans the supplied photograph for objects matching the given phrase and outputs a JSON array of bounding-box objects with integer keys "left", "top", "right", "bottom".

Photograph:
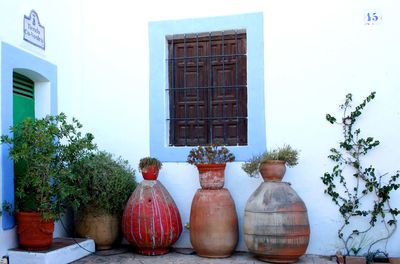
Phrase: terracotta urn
[
  {"left": 190, "top": 188, "right": 238, "bottom": 257},
  {"left": 190, "top": 163, "right": 238, "bottom": 258},
  {"left": 244, "top": 162, "right": 310, "bottom": 263},
  {"left": 122, "top": 170, "right": 182, "bottom": 255}
]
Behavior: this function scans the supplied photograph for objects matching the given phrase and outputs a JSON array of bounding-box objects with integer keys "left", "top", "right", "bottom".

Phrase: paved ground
[{"left": 73, "top": 247, "right": 336, "bottom": 264}]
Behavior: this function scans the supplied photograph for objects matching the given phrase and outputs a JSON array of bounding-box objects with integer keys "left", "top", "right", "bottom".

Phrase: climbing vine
[{"left": 321, "top": 92, "right": 400, "bottom": 255}]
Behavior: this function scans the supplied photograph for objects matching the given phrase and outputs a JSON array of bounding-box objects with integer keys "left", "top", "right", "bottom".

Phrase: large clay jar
[
  {"left": 122, "top": 169, "right": 182, "bottom": 255},
  {"left": 190, "top": 188, "right": 238, "bottom": 257},
  {"left": 190, "top": 164, "right": 238, "bottom": 258},
  {"left": 75, "top": 209, "right": 119, "bottom": 250},
  {"left": 244, "top": 161, "right": 310, "bottom": 263},
  {"left": 16, "top": 212, "right": 54, "bottom": 251}
]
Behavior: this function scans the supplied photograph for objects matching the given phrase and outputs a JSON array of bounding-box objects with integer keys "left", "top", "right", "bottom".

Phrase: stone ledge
[{"left": 8, "top": 237, "right": 94, "bottom": 264}]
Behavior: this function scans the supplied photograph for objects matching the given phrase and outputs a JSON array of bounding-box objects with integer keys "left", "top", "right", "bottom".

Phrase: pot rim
[{"left": 260, "top": 160, "right": 286, "bottom": 165}]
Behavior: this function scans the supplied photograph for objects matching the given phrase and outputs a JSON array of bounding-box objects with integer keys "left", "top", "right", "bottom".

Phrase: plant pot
[
  {"left": 195, "top": 163, "right": 226, "bottom": 189},
  {"left": 16, "top": 212, "right": 54, "bottom": 251},
  {"left": 259, "top": 160, "right": 286, "bottom": 182},
  {"left": 345, "top": 256, "right": 366, "bottom": 264},
  {"left": 390, "top": 258, "right": 400, "bottom": 264},
  {"left": 122, "top": 179, "right": 182, "bottom": 255},
  {"left": 75, "top": 209, "right": 119, "bottom": 250},
  {"left": 142, "top": 165, "right": 159, "bottom": 180}
]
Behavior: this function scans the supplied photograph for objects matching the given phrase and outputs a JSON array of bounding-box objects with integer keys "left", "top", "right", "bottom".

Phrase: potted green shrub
[
  {"left": 73, "top": 151, "right": 136, "bottom": 250},
  {"left": 242, "top": 144, "right": 299, "bottom": 181},
  {"left": 0, "top": 113, "right": 95, "bottom": 250},
  {"left": 139, "top": 157, "right": 162, "bottom": 180},
  {"left": 187, "top": 144, "right": 235, "bottom": 189}
]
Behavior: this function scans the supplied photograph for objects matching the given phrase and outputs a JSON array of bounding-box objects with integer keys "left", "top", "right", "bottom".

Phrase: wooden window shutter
[{"left": 168, "top": 31, "right": 247, "bottom": 146}]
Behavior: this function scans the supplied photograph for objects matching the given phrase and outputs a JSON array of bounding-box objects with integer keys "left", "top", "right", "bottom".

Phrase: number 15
[{"left": 367, "top": 12, "right": 379, "bottom": 22}]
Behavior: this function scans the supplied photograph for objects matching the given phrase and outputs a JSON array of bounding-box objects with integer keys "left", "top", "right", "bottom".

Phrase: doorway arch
[{"left": 1, "top": 42, "right": 57, "bottom": 229}]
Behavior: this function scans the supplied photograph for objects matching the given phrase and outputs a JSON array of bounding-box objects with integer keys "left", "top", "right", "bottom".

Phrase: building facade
[{"left": 1, "top": 0, "right": 399, "bottom": 258}]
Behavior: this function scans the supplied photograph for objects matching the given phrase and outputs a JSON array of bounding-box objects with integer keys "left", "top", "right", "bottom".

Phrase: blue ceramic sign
[{"left": 23, "top": 10, "right": 45, "bottom": 50}]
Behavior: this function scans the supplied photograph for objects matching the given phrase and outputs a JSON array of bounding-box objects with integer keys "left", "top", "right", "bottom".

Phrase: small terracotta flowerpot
[
  {"left": 345, "top": 256, "right": 366, "bottom": 264},
  {"left": 16, "top": 212, "right": 54, "bottom": 251},
  {"left": 195, "top": 163, "right": 226, "bottom": 189},
  {"left": 259, "top": 160, "right": 286, "bottom": 182},
  {"left": 390, "top": 257, "right": 400, "bottom": 264},
  {"left": 142, "top": 165, "right": 159, "bottom": 180}
]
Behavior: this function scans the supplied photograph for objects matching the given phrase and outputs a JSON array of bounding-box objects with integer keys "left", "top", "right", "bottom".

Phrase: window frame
[{"left": 149, "top": 13, "right": 266, "bottom": 162}]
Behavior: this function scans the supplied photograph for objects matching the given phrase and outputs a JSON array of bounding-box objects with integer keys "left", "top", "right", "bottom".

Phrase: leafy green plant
[
  {"left": 72, "top": 151, "right": 136, "bottom": 215},
  {"left": 139, "top": 157, "right": 162, "bottom": 172},
  {"left": 321, "top": 92, "right": 400, "bottom": 256},
  {"left": 0, "top": 113, "right": 96, "bottom": 220},
  {"left": 242, "top": 144, "right": 299, "bottom": 177},
  {"left": 187, "top": 145, "right": 235, "bottom": 165}
]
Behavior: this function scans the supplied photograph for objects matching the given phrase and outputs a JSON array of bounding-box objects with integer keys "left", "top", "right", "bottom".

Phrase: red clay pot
[
  {"left": 16, "top": 212, "right": 54, "bottom": 251},
  {"left": 190, "top": 188, "right": 238, "bottom": 258},
  {"left": 195, "top": 163, "right": 226, "bottom": 189},
  {"left": 141, "top": 165, "right": 159, "bottom": 180},
  {"left": 259, "top": 160, "right": 286, "bottom": 182},
  {"left": 390, "top": 258, "right": 400, "bottom": 264},
  {"left": 345, "top": 256, "right": 366, "bottom": 264},
  {"left": 122, "top": 180, "right": 182, "bottom": 255}
]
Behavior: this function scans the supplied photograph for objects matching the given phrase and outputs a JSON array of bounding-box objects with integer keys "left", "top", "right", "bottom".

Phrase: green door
[
  {"left": 13, "top": 72, "right": 35, "bottom": 210},
  {"left": 13, "top": 72, "right": 35, "bottom": 125}
]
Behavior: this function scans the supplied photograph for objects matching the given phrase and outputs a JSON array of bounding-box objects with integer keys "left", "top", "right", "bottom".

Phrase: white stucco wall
[
  {"left": 0, "top": 1, "right": 80, "bottom": 255},
  {"left": 1, "top": 0, "right": 399, "bottom": 258}
]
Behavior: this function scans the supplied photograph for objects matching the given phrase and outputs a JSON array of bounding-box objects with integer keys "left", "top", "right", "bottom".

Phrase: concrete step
[{"left": 8, "top": 237, "right": 94, "bottom": 264}]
